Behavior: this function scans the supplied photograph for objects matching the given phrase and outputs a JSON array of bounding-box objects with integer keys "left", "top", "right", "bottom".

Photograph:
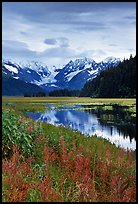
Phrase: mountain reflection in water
[{"left": 27, "top": 104, "right": 136, "bottom": 150}]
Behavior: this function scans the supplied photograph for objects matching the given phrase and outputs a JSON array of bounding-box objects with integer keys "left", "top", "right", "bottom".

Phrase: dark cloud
[
  {"left": 2, "top": 2, "right": 136, "bottom": 37},
  {"left": 44, "top": 37, "right": 69, "bottom": 47},
  {"left": 44, "top": 38, "right": 57, "bottom": 45},
  {"left": 3, "top": 2, "right": 136, "bottom": 25},
  {"left": 3, "top": 2, "right": 136, "bottom": 16}
]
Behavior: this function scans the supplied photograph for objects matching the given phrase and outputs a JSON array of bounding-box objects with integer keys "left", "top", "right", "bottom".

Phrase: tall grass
[{"left": 2, "top": 107, "right": 136, "bottom": 202}]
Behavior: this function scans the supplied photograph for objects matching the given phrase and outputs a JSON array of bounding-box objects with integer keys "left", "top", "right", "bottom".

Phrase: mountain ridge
[{"left": 2, "top": 56, "right": 121, "bottom": 94}]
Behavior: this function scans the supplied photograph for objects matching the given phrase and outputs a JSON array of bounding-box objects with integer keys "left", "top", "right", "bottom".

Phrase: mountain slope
[
  {"left": 2, "top": 74, "right": 46, "bottom": 96},
  {"left": 53, "top": 57, "right": 120, "bottom": 90},
  {"left": 80, "top": 55, "right": 136, "bottom": 98}
]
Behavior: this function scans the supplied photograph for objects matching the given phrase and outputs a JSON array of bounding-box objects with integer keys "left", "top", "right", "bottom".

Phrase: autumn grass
[{"left": 2, "top": 102, "right": 136, "bottom": 202}]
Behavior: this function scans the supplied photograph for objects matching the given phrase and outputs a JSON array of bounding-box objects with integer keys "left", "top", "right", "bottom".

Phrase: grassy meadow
[{"left": 2, "top": 96, "right": 136, "bottom": 202}]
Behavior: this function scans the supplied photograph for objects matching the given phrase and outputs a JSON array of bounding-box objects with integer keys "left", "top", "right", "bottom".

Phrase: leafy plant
[{"left": 2, "top": 109, "right": 43, "bottom": 159}]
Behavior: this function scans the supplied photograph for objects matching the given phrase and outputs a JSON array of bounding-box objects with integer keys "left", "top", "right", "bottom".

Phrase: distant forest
[
  {"left": 49, "top": 89, "right": 80, "bottom": 97},
  {"left": 80, "top": 55, "right": 136, "bottom": 98}
]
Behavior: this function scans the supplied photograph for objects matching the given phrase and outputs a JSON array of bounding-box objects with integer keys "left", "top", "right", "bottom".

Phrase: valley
[{"left": 2, "top": 1, "right": 136, "bottom": 202}]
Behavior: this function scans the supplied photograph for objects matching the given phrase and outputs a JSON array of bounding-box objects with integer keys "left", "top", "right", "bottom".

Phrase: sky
[{"left": 2, "top": 2, "right": 136, "bottom": 68}]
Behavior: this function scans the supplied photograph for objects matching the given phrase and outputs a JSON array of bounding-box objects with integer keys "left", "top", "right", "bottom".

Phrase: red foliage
[
  {"left": 2, "top": 137, "right": 136, "bottom": 202},
  {"left": 2, "top": 145, "right": 31, "bottom": 202},
  {"left": 39, "top": 175, "right": 62, "bottom": 202},
  {"left": 108, "top": 175, "right": 136, "bottom": 202}
]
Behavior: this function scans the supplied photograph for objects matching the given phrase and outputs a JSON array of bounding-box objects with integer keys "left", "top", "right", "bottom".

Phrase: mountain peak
[
  {"left": 63, "top": 57, "right": 96, "bottom": 72},
  {"left": 2, "top": 56, "right": 121, "bottom": 92},
  {"left": 22, "top": 60, "right": 51, "bottom": 75},
  {"left": 73, "top": 57, "right": 95, "bottom": 65},
  {"left": 102, "top": 56, "right": 120, "bottom": 64}
]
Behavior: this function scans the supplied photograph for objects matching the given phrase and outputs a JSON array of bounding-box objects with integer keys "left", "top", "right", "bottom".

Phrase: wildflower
[{"left": 22, "top": 183, "right": 28, "bottom": 190}]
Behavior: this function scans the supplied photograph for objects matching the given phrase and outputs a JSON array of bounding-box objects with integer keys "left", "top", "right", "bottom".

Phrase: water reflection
[
  {"left": 27, "top": 104, "right": 136, "bottom": 150},
  {"left": 84, "top": 105, "right": 136, "bottom": 142}
]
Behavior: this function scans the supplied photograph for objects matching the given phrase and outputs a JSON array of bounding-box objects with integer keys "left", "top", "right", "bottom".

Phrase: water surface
[{"left": 27, "top": 103, "right": 136, "bottom": 150}]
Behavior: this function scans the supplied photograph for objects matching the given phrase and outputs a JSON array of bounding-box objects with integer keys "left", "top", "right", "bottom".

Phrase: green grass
[
  {"left": 2, "top": 96, "right": 136, "bottom": 115},
  {"left": 2, "top": 97, "right": 136, "bottom": 202},
  {"left": 2, "top": 96, "right": 136, "bottom": 104}
]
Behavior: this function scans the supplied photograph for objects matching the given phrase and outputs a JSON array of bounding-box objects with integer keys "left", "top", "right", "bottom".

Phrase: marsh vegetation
[{"left": 2, "top": 97, "right": 136, "bottom": 202}]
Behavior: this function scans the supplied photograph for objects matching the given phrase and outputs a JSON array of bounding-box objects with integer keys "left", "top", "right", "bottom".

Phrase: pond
[{"left": 27, "top": 103, "right": 136, "bottom": 151}]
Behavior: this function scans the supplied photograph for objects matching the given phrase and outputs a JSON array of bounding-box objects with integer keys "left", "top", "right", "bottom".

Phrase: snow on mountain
[
  {"left": 63, "top": 57, "right": 96, "bottom": 73},
  {"left": 2, "top": 56, "right": 121, "bottom": 91},
  {"left": 4, "top": 64, "right": 18, "bottom": 74},
  {"left": 2, "top": 59, "right": 20, "bottom": 67},
  {"left": 63, "top": 58, "right": 96, "bottom": 82},
  {"left": 22, "top": 61, "right": 51, "bottom": 77},
  {"left": 33, "top": 71, "right": 58, "bottom": 86},
  {"left": 13, "top": 76, "right": 19, "bottom": 79},
  {"left": 65, "top": 69, "right": 83, "bottom": 82},
  {"left": 103, "top": 56, "right": 120, "bottom": 64},
  {"left": 54, "top": 56, "right": 120, "bottom": 90},
  {"left": 2, "top": 59, "right": 53, "bottom": 86}
]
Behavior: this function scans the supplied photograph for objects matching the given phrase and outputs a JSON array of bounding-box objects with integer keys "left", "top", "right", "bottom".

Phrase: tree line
[
  {"left": 49, "top": 89, "right": 80, "bottom": 97},
  {"left": 24, "top": 91, "right": 47, "bottom": 97},
  {"left": 80, "top": 55, "right": 136, "bottom": 98},
  {"left": 24, "top": 89, "right": 80, "bottom": 97}
]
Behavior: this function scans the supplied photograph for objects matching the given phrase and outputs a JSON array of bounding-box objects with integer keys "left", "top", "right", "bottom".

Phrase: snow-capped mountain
[
  {"left": 48, "top": 56, "right": 120, "bottom": 90},
  {"left": 2, "top": 56, "right": 121, "bottom": 92},
  {"left": 2, "top": 60, "right": 51, "bottom": 84}
]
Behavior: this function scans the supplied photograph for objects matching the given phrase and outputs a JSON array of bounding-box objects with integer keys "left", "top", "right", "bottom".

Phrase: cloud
[
  {"left": 39, "top": 47, "right": 79, "bottom": 58},
  {"left": 2, "top": 40, "right": 38, "bottom": 60},
  {"left": 3, "top": 2, "right": 136, "bottom": 21},
  {"left": 2, "top": 39, "right": 85, "bottom": 64},
  {"left": 39, "top": 46, "right": 107, "bottom": 62},
  {"left": 44, "top": 37, "right": 69, "bottom": 47},
  {"left": 3, "top": 2, "right": 132, "bottom": 30},
  {"left": 20, "top": 31, "right": 28, "bottom": 36},
  {"left": 128, "top": 48, "right": 135, "bottom": 52},
  {"left": 2, "top": 40, "right": 28, "bottom": 50},
  {"left": 57, "top": 37, "right": 69, "bottom": 47},
  {"left": 123, "top": 15, "right": 136, "bottom": 20},
  {"left": 2, "top": 2, "right": 136, "bottom": 66},
  {"left": 71, "top": 22, "right": 109, "bottom": 31},
  {"left": 44, "top": 38, "right": 57, "bottom": 45},
  {"left": 85, "top": 49, "right": 107, "bottom": 61},
  {"left": 109, "top": 43, "right": 118, "bottom": 47}
]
